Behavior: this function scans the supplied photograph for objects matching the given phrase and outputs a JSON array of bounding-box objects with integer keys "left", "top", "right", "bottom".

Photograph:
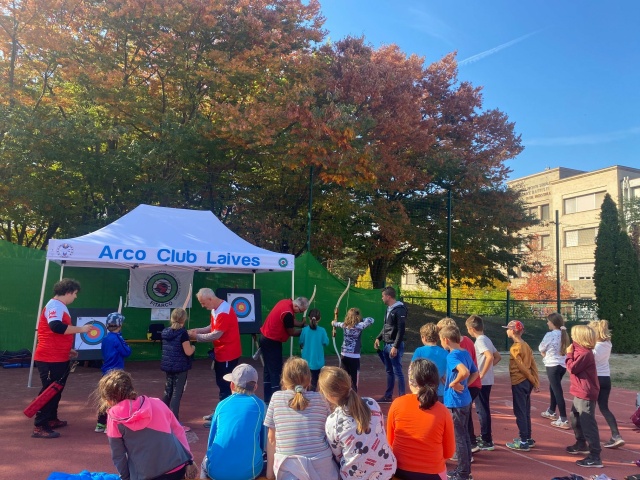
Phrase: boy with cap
[
  {"left": 202, "top": 363, "right": 267, "bottom": 480},
  {"left": 96, "top": 312, "right": 131, "bottom": 433},
  {"left": 503, "top": 320, "right": 539, "bottom": 451}
]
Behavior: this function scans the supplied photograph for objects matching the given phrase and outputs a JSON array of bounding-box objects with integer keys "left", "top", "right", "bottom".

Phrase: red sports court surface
[{"left": 4, "top": 354, "right": 639, "bottom": 480}]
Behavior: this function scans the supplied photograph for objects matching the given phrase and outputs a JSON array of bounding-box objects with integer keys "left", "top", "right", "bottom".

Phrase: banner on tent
[{"left": 128, "top": 269, "right": 193, "bottom": 308}]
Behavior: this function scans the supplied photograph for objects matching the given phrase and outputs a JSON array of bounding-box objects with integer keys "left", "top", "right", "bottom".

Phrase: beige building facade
[{"left": 508, "top": 165, "right": 640, "bottom": 298}]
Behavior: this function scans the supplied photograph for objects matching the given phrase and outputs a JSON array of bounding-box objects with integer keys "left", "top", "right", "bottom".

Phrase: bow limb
[
  {"left": 303, "top": 285, "right": 317, "bottom": 321},
  {"left": 332, "top": 279, "right": 351, "bottom": 368}
]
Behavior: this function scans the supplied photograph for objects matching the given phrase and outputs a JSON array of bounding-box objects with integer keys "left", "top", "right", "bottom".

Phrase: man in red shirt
[
  {"left": 259, "top": 297, "right": 309, "bottom": 403},
  {"left": 33, "top": 278, "right": 93, "bottom": 439},
  {"left": 190, "top": 288, "right": 241, "bottom": 422}
]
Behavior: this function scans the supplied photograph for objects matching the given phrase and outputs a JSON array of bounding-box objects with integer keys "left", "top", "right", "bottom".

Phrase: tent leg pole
[
  {"left": 28, "top": 259, "right": 50, "bottom": 388},
  {"left": 60, "top": 263, "right": 64, "bottom": 280}
]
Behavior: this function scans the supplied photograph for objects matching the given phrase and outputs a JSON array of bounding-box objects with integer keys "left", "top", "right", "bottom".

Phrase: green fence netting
[{"left": 0, "top": 242, "right": 385, "bottom": 361}]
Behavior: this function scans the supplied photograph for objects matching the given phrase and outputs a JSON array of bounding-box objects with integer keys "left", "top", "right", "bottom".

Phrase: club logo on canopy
[
  {"left": 56, "top": 243, "right": 74, "bottom": 258},
  {"left": 145, "top": 272, "right": 180, "bottom": 303},
  {"left": 278, "top": 258, "right": 288, "bottom": 268}
]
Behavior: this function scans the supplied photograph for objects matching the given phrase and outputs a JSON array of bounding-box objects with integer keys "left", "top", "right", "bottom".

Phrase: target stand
[
  {"left": 69, "top": 308, "right": 115, "bottom": 361},
  {"left": 215, "top": 288, "right": 262, "bottom": 335}
]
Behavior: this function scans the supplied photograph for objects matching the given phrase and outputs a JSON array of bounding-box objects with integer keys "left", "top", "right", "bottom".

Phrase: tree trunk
[{"left": 369, "top": 258, "right": 390, "bottom": 289}]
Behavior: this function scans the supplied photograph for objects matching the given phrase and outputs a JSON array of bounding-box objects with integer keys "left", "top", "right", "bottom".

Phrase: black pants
[
  {"left": 546, "top": 365, "right": 567, "bottom": 418},
  {"left": 475, "top": 384, "right": 493, "bottom": 442},
  {"left": 163, "top": 371, "right": 189, "bottom": 420},
  {"left": 34, "top": 361, "right": 70, "bottom": 428},
  {"left": 571, "top": 397, "right": 601, "bottom": 457},
  {"left": 512, "top": 380, "right": 533, "bottom": 441},
  {"left": 597, "top": 376, "right": 620, "bottom": 437},
  {"left": 467, "top": 386, "right": 480, "bottom": 445},
  {"left": 151, "top": 464, "right": 187, "bottom": 480},
  {"left": 260, "top": 337, "right": 284, "bottom": 403},
  {"left": 341, "top": 356, "right": 360, "bottom": 392},
  {"left": 214, "top": 358, "right": 238, "bottom": 401}
]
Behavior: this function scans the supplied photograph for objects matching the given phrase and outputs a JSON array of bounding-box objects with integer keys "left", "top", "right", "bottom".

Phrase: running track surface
[{"left": 5, "top": 354, "right": 639, "bottom": 480}]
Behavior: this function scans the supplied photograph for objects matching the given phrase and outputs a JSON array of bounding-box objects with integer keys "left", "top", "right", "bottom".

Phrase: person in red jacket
[
  {"left": 565, "top": 324, "right": 602, "bottom": 469},
  {"left": 33, "top": 278, "right": 93, "bottom": 438},
  {"left": 190, "top": 288, "right": 241, "bottom": 424},
  {"left": 259, "top": 297, "right": 309, "bottom": 403}
]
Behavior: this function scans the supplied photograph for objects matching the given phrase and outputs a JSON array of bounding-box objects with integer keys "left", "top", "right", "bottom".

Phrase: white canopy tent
[{"left": 29, "top": 205, "right": 295, "bottom": 386}]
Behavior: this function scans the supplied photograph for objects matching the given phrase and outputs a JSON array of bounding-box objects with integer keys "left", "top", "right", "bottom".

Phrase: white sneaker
[
  {"left": 202, "top": 413, "right": 213, "bottom": 421},
  {"left": 540, "top": 410, "right": 557, "bottom": 419},
  {"left": 550, "top": 419, "right": 570, "bottom": 429}
]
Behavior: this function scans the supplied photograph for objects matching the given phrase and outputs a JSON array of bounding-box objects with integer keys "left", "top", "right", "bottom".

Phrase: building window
[
  {"left": 563, "top": 192, "right": 605, "bottom": 214},
  {"left": 540, "top": 204, "right": 550, "bottom": 221},
  {"left": 566, "top": 263, "right": 595, "bottom": 281},
  {"left": 528, "top": 207, "right": 538, "bottom": 219},
  {"left": 565, "top": 227, "right": 598, "bottom": 247},
  {"left": 540, "top": 235, "right": 551, "bottom": 250},
  {"left": 632, "top": 186, "right": 640, "bottom": 199}
]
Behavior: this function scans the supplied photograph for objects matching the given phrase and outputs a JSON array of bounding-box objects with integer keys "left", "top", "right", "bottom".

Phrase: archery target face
[
  {"left": 75, "top": 317, "right": 107, "bottom": 350},
  {"left": 228, "top": 293, "right": 255, "bottom": 323}
]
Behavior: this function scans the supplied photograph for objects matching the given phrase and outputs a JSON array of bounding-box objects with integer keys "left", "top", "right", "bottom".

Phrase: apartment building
[{"left": 507, "top": 165, "right": 640, "bottom": 298}]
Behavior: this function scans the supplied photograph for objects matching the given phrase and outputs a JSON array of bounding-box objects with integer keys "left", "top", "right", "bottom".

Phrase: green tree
[{"left": 594, "top": 193, "right": 640, "bottom": 352}]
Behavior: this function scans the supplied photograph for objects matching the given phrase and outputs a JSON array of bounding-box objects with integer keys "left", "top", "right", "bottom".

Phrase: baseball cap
[
  {"left": 106, "top": 312, "right": 125, "bottom": 327},
  {"left": 223, "top": 363, "right": 258, "bottom": 388},
  {"left": 502, "top": 320, "right": 524, "bottom": 333}
]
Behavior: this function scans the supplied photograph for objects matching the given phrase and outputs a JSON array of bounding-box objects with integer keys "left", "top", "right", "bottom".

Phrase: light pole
[
  {"left": 555, "top": 209, "right": 561, "bottom": 313},
  {"left": 447, "top": 188, "right": 452, "bottom": 317}
]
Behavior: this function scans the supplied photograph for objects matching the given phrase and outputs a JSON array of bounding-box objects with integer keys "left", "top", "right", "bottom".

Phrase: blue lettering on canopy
[
  {"left": 206, "top": 252, "right": 261, "bottom": 267},
  {"left": 98, "top": 245, "right": 146, "bottom": 261}
]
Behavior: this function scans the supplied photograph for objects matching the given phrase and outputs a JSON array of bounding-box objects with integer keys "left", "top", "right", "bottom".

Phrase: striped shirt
[{"left": 264, "top": 390, "right": 332, "bottom": 457}]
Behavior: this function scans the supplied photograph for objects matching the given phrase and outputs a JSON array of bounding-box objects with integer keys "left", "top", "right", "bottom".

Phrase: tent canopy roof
[{"left": 47, "top": 205, "right": 294, "bottom": 273}]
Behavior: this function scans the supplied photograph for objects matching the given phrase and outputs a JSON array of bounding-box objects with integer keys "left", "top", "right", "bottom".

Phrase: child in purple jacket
[{"left": 565, "top": 324, "right": 601, "bottom": 469}]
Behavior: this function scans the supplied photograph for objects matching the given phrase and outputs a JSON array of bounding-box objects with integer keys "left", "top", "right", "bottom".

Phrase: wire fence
[{"left": 402, "top": 295, "right": 598, "bottom": 322}]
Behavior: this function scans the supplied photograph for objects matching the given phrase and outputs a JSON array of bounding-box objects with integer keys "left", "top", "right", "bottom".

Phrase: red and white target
[{"left": 228, "top": 293, "right": 256, "bottom": 323}]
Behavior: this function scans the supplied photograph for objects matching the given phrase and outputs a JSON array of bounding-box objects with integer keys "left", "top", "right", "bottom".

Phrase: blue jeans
[
  {"left": 382, "top": 342, "right": 405, "bottom": 398},
  {"left": 449, "top": 404, "right": 472, "bottom": 479}
]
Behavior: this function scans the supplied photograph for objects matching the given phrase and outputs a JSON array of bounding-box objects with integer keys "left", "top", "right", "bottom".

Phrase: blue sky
[{"left": 318, "top": 1, "right": 640, "bottom": 180}]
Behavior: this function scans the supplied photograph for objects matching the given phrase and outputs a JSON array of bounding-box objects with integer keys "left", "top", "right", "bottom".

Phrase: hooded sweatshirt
[
  {"left": 106, "top": 396, "right": 192, "bottom": 480},
  {"left": 565, "top": 343, "right": 600, "bottom": 401}
]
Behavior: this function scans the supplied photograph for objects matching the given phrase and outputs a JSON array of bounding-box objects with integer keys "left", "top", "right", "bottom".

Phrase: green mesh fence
[{"left": 0, "top": 243, "right": 386, "bottom": 361}]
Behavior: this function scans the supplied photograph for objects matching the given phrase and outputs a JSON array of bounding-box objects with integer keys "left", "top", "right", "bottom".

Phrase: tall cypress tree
[
  {"left": 614, "top": 229, "right": 640, "bottom": 352},
  {"left": 594, "top": 194, "right": 620, "bottom": 323}
]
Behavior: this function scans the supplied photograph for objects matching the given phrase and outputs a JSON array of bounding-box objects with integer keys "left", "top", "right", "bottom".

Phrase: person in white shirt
[{"left": 539, "top": 312, "right": 571, "bottom": 429}]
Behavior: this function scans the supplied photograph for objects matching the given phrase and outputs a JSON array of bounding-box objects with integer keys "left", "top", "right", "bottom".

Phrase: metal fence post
[{"left": 505, "top": 290, "right": 510, "bottom": 351}]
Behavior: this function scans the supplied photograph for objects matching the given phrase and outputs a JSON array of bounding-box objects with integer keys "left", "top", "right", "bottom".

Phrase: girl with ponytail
[
  {"left": 299, "top": 308, "right": 329, "bottom": 391},
  {"left": 332, "top": 307, "right": 375, "bottom": 392},
  {"left": 387, "top": 359, "right": 455, "bottom": 480},
  {"left": 318, "top": 366, "right": 397, "bottom": 480},
  {"left": 539, "top": 312, "right": 571, "bottom": 429},
  {"left": 264, "top": 357, "right": 337, "bottom": 479}
]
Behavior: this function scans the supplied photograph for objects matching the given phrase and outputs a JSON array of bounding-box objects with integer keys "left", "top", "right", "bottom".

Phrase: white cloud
[
  {"left": 526, "top": 127, "right": 640, "bottom": 147},
  {"left": 407, "top": 7, "right": 457, "bottom": 45}
]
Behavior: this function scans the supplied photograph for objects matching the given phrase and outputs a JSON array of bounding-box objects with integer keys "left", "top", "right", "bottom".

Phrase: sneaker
[
  {"left": 181, "top": 424, "right": 191, "bottom": 432},
  {"left": 471, "top": 444, "right": 480, "bottom": 453},
  {"left": 32, "top": 426, "right": 60, "bottom": 438},
  {"left": 513, "top": 437, "right": 535, "bottom": 448},
  {"left": 446, "top": 472, "right": 473, "bottom": 480},
  {"left": 540, "top": 409, "right": 557, "bottom": 420},
  {"left": 550, "top": 419, "right": 571, "bottom": 430},
  {"left": 95, "top": 423, "right": 106, "bottom": 433},
  {"left": 47, "top": 419, "right": 68, "bottom": 429},
  {"left": 566, "top": 443, "right": 590, "bottom": 455},
  {"left": 203, "top": 421, "right": 212, "bottom": 428},
  {"left": 576, "top": 455, "right": 603, "bottom": 468},
  {"left": 476, "top": 439, "right": 495, "bottom": 451},
  {"left": 506, "top": 439, "right": 530, "bottom": 451},
  {"left": 603, "top": 436, "right": 625, "bottom": 448},
  {"left": 376, "top": 396, "right": 393, "bottom": 403},
  {"left": 203, "top": 413, "right": 213, "bottom": 421}
]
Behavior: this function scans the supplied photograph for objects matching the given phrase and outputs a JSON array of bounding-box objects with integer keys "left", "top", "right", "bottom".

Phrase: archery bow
[
  {"left": 303, "top": 285, "right": 317, "bottom": 323},
  {"left": 333, "top": 279, "right": 350, "bottom": 368}
]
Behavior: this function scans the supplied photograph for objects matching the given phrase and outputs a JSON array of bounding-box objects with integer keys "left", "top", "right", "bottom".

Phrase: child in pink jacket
[
  {"left": 565, "top": 325, "right": 601, "bottom": 469},
  {"left": 97, "top": 369, "right": 194, "bottom": 480}
]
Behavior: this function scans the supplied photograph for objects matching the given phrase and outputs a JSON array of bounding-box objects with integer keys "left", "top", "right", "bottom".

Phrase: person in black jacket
[
  {"left": 161, "top": 308, "right": 196, "bottom": 431},
  {"left": 374, "top": 287, "right": 407, "bottom": 402}
]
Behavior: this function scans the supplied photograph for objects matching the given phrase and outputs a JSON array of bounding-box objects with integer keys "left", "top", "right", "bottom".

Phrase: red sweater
[{"left": 566, "top": 343, "right": 599, "bottom": 401}]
